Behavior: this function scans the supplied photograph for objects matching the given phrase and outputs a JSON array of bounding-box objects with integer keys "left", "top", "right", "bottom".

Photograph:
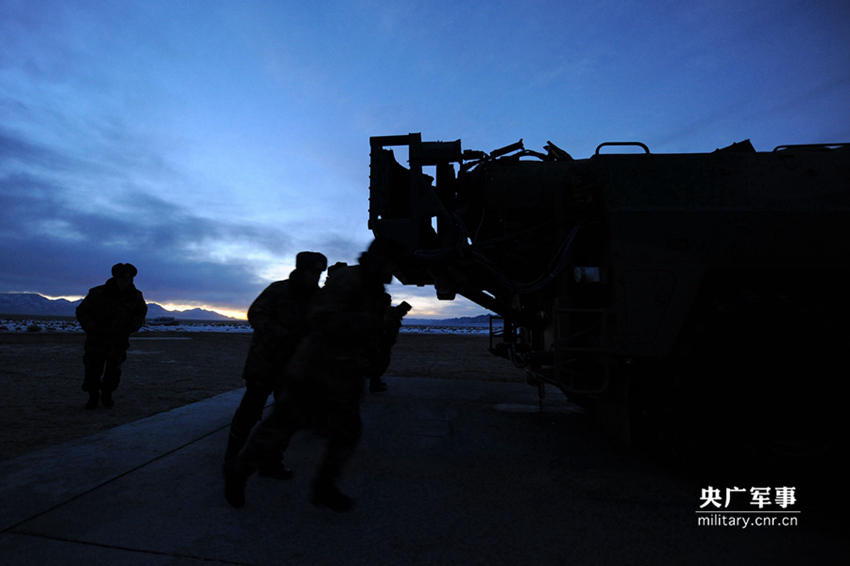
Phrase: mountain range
[
  {"left": 0, "top": 293, "right": 235, "bottom": 321},
  {"left": 404, "top": 314, "right": 491, "bottom": 326},
  {"left": 0, "top": 293, "right": 496, "bottom": 326}
]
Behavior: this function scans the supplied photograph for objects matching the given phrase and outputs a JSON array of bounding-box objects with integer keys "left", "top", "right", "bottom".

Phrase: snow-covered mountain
[
  {"left": 0, "top": 293, "right": 79, "bottom": 317},
  {"left": 405, "top": 314, "right": 492, "bottom": 327},
  {"left": 0, "top": 293, "right": 235, "bottom": 321},
  {"left": 0, "top": 293, "right": 496, "bottom": 326},
  {"left": 143, "top": 303, "right": 236, "bottom": 321}
]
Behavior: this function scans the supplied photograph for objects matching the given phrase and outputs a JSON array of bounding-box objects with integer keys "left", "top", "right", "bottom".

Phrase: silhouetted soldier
[
  {"left": 224, "top": 238, "right": 404, "bottom": 511},
  {"left": 365, "top": 299, "right": 411, "bottom": 393},
  {"left": 75, "top": 263, "right": 147, "bottom": 409},
  {"left": 321, "top": 261, "right": 409, "bottom": 394},
  {"left": 223, "top": 251, "right": 328, "bottom": 479}
]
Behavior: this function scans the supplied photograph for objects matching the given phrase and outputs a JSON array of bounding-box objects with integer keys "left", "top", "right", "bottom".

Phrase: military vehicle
[{"left": 368, "top": 133, "right": 850, "bottom": 467}]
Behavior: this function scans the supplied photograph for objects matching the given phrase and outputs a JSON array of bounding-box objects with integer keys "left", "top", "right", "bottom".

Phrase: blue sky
[{"left": 1, "top": 0, "right": 848, "bottom": 318}]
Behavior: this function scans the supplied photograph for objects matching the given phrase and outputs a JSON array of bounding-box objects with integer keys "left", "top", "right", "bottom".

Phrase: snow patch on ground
[{"left": 0, "top": 319, "right": 493, "bottom": 335}]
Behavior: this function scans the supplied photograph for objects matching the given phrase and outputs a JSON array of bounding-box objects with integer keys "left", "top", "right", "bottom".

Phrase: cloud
[
  {"left": 0, "top": 125, "right": 79, "bottom": 173},
  {"left": 0, "top": 124, "right": 383, "bottom": 313},
  {"left": 0, "top": 125, "right": 295, "bottom": 308},
  {"left": 386, "top": 283, "right": 490, "bottom": 318},
  {"left": 0, "top": 95, "right": 380, "bottom": 312},
  {"left": 4, "top": 0, "right": 847, "bottom": 322}
]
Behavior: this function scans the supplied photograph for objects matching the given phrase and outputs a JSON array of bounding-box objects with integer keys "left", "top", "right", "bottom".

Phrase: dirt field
[{"left": 0, "top": 331, "right": 525, "bottom": 462}]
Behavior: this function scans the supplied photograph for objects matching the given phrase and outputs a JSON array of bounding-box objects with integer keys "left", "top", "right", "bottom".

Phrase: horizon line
[{"left": 1, "top": 292, "right": 495, "bottom": 323}]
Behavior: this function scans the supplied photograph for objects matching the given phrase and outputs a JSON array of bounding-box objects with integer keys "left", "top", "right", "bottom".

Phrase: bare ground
[{"left": 0, "top": 331, "right": 524, "bottom": 462}]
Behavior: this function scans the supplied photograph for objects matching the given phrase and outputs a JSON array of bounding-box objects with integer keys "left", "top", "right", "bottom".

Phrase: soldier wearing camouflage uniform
[
  {"left": 75, "top": 263, "right": 147, "bottom": 409},
  {"left": 223, "top": 251, "right": 327, "bottom": 478}
]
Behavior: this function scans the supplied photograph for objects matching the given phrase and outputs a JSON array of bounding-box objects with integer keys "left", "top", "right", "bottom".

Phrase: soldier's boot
[
  {"left": 257, "top": 460, "right": 294, "bottom": 480},
  {"left": 311, "top": 477, "right": 353, "bottom": 512},
  {"left": 222, "top": 460, "right": 251, "bottom": 509},
  {"left": 85, "top": 390, "right": 100, "bottom": 410},
  {"left": 101, "top": 389, "right": 114, "bottom": 408}
]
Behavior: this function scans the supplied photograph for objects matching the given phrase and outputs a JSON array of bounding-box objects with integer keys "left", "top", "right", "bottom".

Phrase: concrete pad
[
  {"left": 1, "top": 378, "right": 847, "bottom": 565},
  {"left": 0, "top": 389, "right": 246, "bottom": 532}
]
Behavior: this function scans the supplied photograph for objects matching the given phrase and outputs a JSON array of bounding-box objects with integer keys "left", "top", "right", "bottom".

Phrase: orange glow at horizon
[
  {"left": 40, "top": 293, "right": 484, "bottom": 321},
  {"left": 156, "top": 302, "right": 248, "bottom": 321},
  {"left": 42, "top": 294, "right": 85, "bottom": 302}
]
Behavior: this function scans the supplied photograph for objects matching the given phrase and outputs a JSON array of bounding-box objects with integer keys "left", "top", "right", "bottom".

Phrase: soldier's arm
[
  {"left": 75, "top": 288, "right": 100, "bottom": 332},
  {"left": 309, "top": 276, "right": 382, "bottom": 337},
  {"left": 129, "top": 292, "right": 148, "bottom": 333},
  {"left": 247, "top": 284, "right": 294, "bottom": 342}
]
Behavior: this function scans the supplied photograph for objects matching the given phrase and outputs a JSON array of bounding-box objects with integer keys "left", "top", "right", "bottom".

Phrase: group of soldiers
[
  {"left": 223, "top": 239, "right": 409, "bottom": 511},
  {"left": 75, "top": 239, "right": 408, "bottom": 512}
]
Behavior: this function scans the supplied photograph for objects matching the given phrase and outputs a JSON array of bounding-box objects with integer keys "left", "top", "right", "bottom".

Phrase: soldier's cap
[
  {"left": 328, "top": 261, "right": 348, "bottom": 274},
  {"left": 295, "top": 251, "right": 328, "bottom": 272},
  {"left": 111, "top": 263, "right": 138, "bottom": 278}
]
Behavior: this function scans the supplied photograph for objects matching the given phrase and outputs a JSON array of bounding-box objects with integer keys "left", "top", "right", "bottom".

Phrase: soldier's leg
[
  {"left": 242, "top": 392, "right": 300, "bottom": 469},
  {"left": 225, "top": 384, "right": 272, "bottom": 461},
  {"left": 100, "top": 348, "right": 127, "bottom": 407},
  {"left": 223, "top": 394, "right": 301, "bottom": 508},
  {"left": 367, "top": 350, "right": 390, "bottom": 393},
  {"left": 256, "top": 386, "right": 295, "bottom": 478},
  {"left": 82, "top": 348, "right": 107, "bottom": 409},
  {"left": 322, "top": 405, "right": 362, "bottom": 478},
  {"left": 312, "top": 400, "right": 362, "bottom": 511}
]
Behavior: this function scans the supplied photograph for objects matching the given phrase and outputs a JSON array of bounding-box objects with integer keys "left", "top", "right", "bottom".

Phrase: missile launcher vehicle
[{"left": 368, "top": 133, "right": 850, "bottom": 467}]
